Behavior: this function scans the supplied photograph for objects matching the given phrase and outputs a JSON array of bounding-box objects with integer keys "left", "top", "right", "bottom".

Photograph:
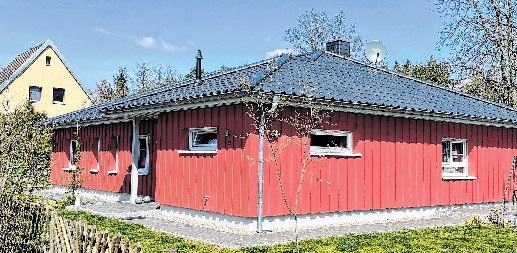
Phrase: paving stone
[{"left": 35, "top": 189, "right": 513, "bottom": 248}]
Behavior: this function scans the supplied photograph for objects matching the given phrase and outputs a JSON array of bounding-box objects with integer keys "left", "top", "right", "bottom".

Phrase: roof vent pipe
[{"left": 196, "top": 50, "right": 203, "bottom": 81}]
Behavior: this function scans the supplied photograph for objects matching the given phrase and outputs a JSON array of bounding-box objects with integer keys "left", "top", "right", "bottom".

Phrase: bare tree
[
  {"left": 241, "top": 75, "right": 330, "bottom": 252},
  {"left": 90, "top": 79, "right": 115, "bottom": 105},
  {"left": 284, "top": 9, "right": 366, "bottom": 61},
  {"left": 132, "top": 61, "right": 181, "bottom": 93},
  {"left": 433, "top": 0, "right": 517, "bottom": 105}
]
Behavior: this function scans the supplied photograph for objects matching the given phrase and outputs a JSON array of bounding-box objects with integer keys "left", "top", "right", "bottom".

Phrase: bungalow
[{"left": 46, "top": 40, "right": 517, "bottom": 231}]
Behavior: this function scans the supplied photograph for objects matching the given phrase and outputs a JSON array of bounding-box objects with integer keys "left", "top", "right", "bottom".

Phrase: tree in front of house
[
  {"left": 284, "top": 9, "right": 366, "bottom": 61},
  {"left": 393, "top": 56, "right": 457, "bottom": 89},
  {"left": 0, "top": 101, "right": 52, "bottom": 196},
  {"left": 241, "top": 75, "right": 331, "bottom": 252},
  {"left": 433, "top": 0, "right": 517, "bottom": 104}
]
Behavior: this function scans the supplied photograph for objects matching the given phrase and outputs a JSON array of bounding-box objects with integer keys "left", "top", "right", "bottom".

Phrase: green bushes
[{"left": 0, "top": 101, "right": 52, "bottom": 196}]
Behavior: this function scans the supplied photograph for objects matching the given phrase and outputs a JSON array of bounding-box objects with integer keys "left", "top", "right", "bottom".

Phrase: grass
[{"left": 58, "top": 210, "right": 517, "bottom": 252}]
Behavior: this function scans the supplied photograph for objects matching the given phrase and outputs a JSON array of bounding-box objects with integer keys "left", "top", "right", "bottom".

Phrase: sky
[{"left": 0, "top": 0, "right": 449, "bottom": 91}]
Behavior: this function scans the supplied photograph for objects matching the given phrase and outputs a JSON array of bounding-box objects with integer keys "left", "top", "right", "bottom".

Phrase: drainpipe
[
  {"left": 257, "top": 115, "right": 265, "bottom": 233},
  {"left": 130, "top": 117, "right": 140, "bottom": 204},
  {"left": 257, "top": 96, "right": 279, "bottom": 233}
]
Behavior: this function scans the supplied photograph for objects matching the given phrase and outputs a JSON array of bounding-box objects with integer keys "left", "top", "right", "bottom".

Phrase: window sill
[
  {"left": 310, "top": 152, "right": 362, "bottom": 157},
  {"left": 30, "top": 100, "right": 42, "bottom": 104},
  {"left": 107, "top": 170, "right": 118, "bottom": 174},
  {"left": 62, "top": 167, "right": 76, "bottom": 171},
  {"left": 442, "top": 176, "right": 477, "bottom": 180},
  {"left": 89, "top": 169, "right": 99, "bottom": 173},
  {"left": 53, "top": 101, "right": 65, "bottom": 105},
  {"left": 178, "top": 150, "right": 218, "bottom": 154}
]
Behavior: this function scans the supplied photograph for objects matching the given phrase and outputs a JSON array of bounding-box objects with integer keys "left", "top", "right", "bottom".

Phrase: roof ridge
[{"left": 324, "top": 51, "right": 517, "bottom": 113}]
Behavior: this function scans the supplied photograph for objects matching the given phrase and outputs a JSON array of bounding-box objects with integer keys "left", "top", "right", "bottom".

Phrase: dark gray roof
[{"left": 45, "top": 51, "right": 517, "bottom": 127}]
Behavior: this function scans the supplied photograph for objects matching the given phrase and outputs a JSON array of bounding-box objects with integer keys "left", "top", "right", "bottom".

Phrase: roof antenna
[{"left": 364, "top": 40, "right": 387, "bottom": 65}]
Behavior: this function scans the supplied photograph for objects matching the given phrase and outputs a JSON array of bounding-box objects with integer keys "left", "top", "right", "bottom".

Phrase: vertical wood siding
[
  {"left": 51, "top": 105, "right": 517, "bottom": 218},
  {"left": 154, "top": 104, "right": 255, "bottom": 216},
  {"left": 50, "top": 120, "right": 157, "bottom": 197}
]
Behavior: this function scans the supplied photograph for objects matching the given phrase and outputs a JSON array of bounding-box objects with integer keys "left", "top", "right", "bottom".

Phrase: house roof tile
[
  {"left": 0, "top": 43, "right": 43, "bottom": 84},
  {"left": 44, "top": 51, "right": 517, "bottom": 127}
]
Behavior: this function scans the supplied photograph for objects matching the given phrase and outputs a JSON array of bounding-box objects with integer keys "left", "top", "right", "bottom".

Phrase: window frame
[
  {"left": 181, "top": 127, "right": 218, "bottom": 153},
  {"left": 108, "top": 136, "right": 119, "bottom": 174},
  {"left": 138, "top": 135, "right": 150, "bottom": 175},
  {"left": 52, "top": 87, "right": 65, "bottom": 104},
  {"left": 442, "top": 138, "right": 471, "bottom": 179},
  {"left": 309, "top": 129, "right": 360, "bottom": 156},
  {"left": 28, "top": 86, "right": 42, "bottom": 103},
  {"left": 46, "top": 56, "right": 51, "bottom": 66},
  {"left": 67, "top": 139, "right": 78, "bottom": 171},
  {"left": 90, "top": 137, "right": 100, "bottom": 173}
]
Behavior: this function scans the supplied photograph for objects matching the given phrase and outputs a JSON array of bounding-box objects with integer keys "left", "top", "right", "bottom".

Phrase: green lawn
[{"left": 58, "top": 210, "right": 517, "bottom": 252}]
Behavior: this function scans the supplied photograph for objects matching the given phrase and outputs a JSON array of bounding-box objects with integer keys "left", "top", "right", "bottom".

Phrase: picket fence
[{"left": 48, "top": 211, "right": 149, "bottom": 253}]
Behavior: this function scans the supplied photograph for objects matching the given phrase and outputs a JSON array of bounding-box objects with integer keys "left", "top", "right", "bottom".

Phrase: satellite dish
[{"left": 364, "top": 40, "right": 387, "bottom": 64}]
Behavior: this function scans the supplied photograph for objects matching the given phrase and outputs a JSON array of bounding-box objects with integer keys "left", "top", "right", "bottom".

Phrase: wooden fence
[
  {"left": 0, "top": 194, "right": 51, "bottom": 253},
  {"left": 48, "top": 211, "right": 147, "bottom": 253},
  {"left": 0, "top": 194, "right": 151, "bottom": 253}
]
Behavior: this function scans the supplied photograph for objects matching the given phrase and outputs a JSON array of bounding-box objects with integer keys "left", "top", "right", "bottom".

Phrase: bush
[{"left": 0, "top": 101, "right": 52, "bottom": 196}]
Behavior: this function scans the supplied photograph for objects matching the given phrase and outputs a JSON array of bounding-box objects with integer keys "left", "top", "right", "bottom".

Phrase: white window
[
  {"left": 69, "top": 139, "right": 78, "bottom": 170},
  {"left": 53, "top": 88, "right": 65, "bottom": 104},
  {"left": 29, "top": 86, "right": 42, "bottom": 102},
  {"left": 108, "top": 136, "right": 118, "bottom": 174},
  {"left": 442, "top": 138, "right": 468, "bottom": 178},
  {"left": 189, "top": 127, "right": 217, "bottom": 151},
  {"left": 91, "top": 137, "right": 100, "bottom": 173},
  {"left": 138, "top": 136, "right": 149, "bottom": 175},
  {"left": 310, "top": 130, "right": 358, "bottom": 156}
]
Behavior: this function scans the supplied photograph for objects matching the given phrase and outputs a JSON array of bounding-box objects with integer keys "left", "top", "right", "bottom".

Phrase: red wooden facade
[
  {"left": 51, "top": 104, "right": 516, "bottom": 218},
  {"left": 51, "top": 120, "right": 157, "bottom": 197}
]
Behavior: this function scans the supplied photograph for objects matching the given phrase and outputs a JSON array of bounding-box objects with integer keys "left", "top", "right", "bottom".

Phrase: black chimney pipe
[{"left": 196, "top": 50, "right": 202, "bottom": 81}]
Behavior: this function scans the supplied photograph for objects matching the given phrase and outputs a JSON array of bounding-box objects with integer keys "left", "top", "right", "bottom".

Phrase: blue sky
[{"left": 0, "top": 0, "right": 448, "bottom": 91}]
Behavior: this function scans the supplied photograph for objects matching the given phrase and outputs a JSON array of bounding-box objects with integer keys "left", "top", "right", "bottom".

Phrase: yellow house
[{"left": 0, "top": 39, "right": 91, "bottom": 117}]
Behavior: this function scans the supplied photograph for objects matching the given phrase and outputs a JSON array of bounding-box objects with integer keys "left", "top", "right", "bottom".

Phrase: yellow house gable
[{"left": 0, "top": 40, "right": 91, "bottom": 118}]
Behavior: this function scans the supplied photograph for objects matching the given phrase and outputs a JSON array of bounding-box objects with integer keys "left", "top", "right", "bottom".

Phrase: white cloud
[
  {"left": 188, "top": 40, "right": 196, "bottom": 46},
  {"left": 161, "top": 38, "right": 187, "bottom": 52},
  {"left": 94, "top": 27, "right": 112, "bottom": 35},
  {"left": 265, "top": 49, "right": 296, "bottom": 59},
  {"left": 134, "top": 37, "right": 156, "bottom": 48}
]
